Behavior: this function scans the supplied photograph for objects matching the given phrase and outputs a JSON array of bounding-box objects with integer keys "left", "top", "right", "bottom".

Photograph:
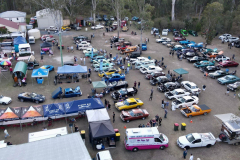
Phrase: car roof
[
  {"left": 182, "top": 96, "right": 193, "bottom": 100},
  {"left": 174, "top": 89, "right": 184, "bottom": 92},
  {"left": 131, "top": 109, "right": 143, "bottom": 114},
  {"left": 65, "top": 88, "right": 73, "bottom": 92},
  {"left": 111, "top": 73, "right": 120, "bottom": 76},
  {"left": 187, "top": 82, "right": 196, "bottom": 86},
  {"left": 127, "top": 98, "right": 137, "bottom": 102}
]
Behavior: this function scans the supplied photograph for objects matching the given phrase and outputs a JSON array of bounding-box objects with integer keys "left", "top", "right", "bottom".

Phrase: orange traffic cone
[
  {"left": 190, "top": 120, "right": 193, "bottom": 123},
  {"left": 124, "top": 125, "right": 127, "bottom": 129}
]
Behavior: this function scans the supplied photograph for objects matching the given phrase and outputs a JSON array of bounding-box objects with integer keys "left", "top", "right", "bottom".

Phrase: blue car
[
  {"left": 132, "top": 16, "right": 139, "bottom": 21},
  {"left": 194, "top": 61, "right": 215, "bottom": 68},
  {"left": 105, "top": 73, "right": 125, "bottom": 82},
  {"left": 188, "top": 43, "right": 203, "bottom": 48},
  {"left": 90, "top": 56, "right": 106, "bottom": 63},
  {"left": 64, "top": 86, "right": 82, "bottom": 98},
  {"left": 179, "top": 40, "right": 196, "bottom": 45},
  {"left": 217, "top": 75, "right": 240, "bottom": 85},
  {"left": 142, "top": 43, "right": 147, "bottom": 51},
  {"left": 40, "top": 65, "right": 54, "bottom": 72}
]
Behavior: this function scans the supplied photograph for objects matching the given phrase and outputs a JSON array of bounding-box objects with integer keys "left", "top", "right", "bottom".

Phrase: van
[
  {"left": 96, "top": 150, "right": 113, "bottom": 160},
  {"left": 29, "top": 36, "right": 35, "bottom": 44},
  {"left": 129, "top": 51, "right": 141, "bottom": 58},
  {"left": 124, "top": 127, "right": 169, "bottom": 151}
]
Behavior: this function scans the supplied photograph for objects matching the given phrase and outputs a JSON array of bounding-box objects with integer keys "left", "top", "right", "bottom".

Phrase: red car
[
  {"left": 218, "top": 61, "right": 239, "bottom": 67},
  {"left": 145, "top": 72, "right": 165, "bottom": 80},
  {"left": 117, "top": 45, "right": 130, "bottom": 51},
  {"left": 120, "top": 109, "right": 149, "bottom": 122},
  {"left": 41, "top": 35, "right": 53, "bottom": 41},
  {"left": 174, "top": 37, "right": 186, "bottom": 42}
]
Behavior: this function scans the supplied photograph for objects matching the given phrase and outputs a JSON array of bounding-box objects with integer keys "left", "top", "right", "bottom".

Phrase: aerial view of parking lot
[{"left": 0, "top": 0, "right": 240, "bottom": 160}]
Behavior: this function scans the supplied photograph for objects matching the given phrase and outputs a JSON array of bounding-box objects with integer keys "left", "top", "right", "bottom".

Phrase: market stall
[
  {"left": 86, "top": 108, "right": 110, "bottom": 123},
  {"left": 14, "top": 36, "right": 27, "bottom": 52},
  {"left": 0, "top": 107, "right": 21, "bottom": 121},
  {"left": 173, "top": 68, "right": 189, "bottom": 79},
  {"left": 31, "top": 68, "right": 49, "bottom": 85},
  {"left": 42, "top": 103, "right": 65, "bottom": 119}
]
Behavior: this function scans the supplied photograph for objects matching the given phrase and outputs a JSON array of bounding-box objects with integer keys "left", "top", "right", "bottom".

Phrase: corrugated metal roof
[
  {"left": 0, "top": 133, "right": 92, "bottom": 160},
  {"left": 0, "top": 11, "right": 26, "bottom": 18},
  {"left": 0, "top": 18, "right": 19, "bottom": 29}
]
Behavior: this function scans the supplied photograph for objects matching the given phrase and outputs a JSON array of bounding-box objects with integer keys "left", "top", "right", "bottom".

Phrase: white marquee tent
[{"left": 86, "top": 108, "right": 110, "bottom": 123}]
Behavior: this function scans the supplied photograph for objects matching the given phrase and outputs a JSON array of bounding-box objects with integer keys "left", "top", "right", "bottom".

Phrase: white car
[
  {"left": 215, "top": 55, "right": 230, "bottom": 62},
  {"left": 91, "top": 25, "right": 104, "bottom": 30},
  {"left": 77, "top": 41, "right": 90, "bottom": 45},
  {"left": 130, "top": 57, "right": 149, "bottom": 65},
  {"left": 135, "top": 60, "right": 155, "bottom": 70},
  {"left": 218, "top": 34, "right": 232, "bottom": 40},
  {"left": 112, "top": 21, "right": 118, "bottom": 26},
  {"left": 172, "top": 96, "right": 199, "bottom": 109},
  {"left": 164, "top": 89, "right": 190, "bottom": 100},
  {"left": 177, "top": 133, "right": 216, "bottom": 149},
  {"left": 124, "top": 17, "right": 129, "bottom": 21},
  {"left": 181, "top": 81, "right": 201, "bottom": 95},
  {"left": 110, "top": 16, "right": 115, "bottom": 21},
  {"left": 140, "top": 66, "right": 162, "bottom": 74},
  {"left": 94, "top": 64, "right": 114, "bottom": 72},
  {"left": 83, "top": 48, "right": 98, "bottom": 54},
  {"left": 162, "top": 41, "right": 172, "bottom": 45},
  {"left": 0, "top": 95, "right": 12, "bottom": 105},
  {"left": 156, "top": 37, "right": 171, "bottom": 43},
  {"left": 92, "top": 59, "right": 111, "bottom": 68},
  {"left": 162, "top": 29, "right": 168, "bottom": 36},
  {"left": 224, "top": 37, "right": 239, "bottom": 42},
  {"left": 45, "top": 37, "right": 56, "bottom": 42}
]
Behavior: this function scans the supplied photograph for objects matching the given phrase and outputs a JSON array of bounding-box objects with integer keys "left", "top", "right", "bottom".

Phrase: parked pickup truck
[
  {"left": 177, "top": 132, "right": 216, "bottom": 149},
  {"left": 180, "top": 104, "right": 211, "bottom": 118},
  {"left": 52, "top": 86, "right": 82, "bottom": 99}
]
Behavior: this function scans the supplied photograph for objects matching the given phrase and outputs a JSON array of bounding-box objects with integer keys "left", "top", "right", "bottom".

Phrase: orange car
[
  {"left": 121, "top": 46, "right": 137, "bottom": 54},
  {"left": 180, "top": 104, "right": 211, "bottom": 118},
  {"left": 207, "top": 52, "right": 218, "bottom": 58}
]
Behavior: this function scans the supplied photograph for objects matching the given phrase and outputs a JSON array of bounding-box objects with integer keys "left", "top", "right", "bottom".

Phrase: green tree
[{"left": 201, "top": 2, "right": 223, "bottom": 44}]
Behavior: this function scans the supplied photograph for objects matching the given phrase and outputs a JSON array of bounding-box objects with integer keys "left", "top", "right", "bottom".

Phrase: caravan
[{"left": 124, "top": 127, "right": 169, "bottom": 152}]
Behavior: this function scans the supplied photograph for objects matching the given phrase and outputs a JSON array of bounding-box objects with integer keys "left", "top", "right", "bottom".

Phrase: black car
[
  {"left": 149, "top": 76, "right": 171, "bottom": 86},
  {"left": 234, "top": 41, "right": 240, "bottom": 48},
  {"left": 110, "top": 37, "right": 119, "bottom": 43},
  {"left": 73, "top": 35, "right": 91, "bottom": 43},
  {"left": 187, "top": 56, "right": 208, "bottom": 63},
  {"left": 111, "top": 87, "right": 138, "bottom": 100},
  {"left": 157, "top": 82, "right": 181, "bottom": 92},
  {"left": 208, "top": 70, "right": 229, "bottom": 79},
  {"left": 107, "top": 81, "right": 128, "bottom": 91},
  {"left": 227, "top": 82, "right": 240, "bottom": 91},
  {"left": 27, "top": 60, "right": 39, "bottom": 70},
  {"left": 18, "top": 92, "right": 45, "bottom": 104},
  {"left": 200, "top": 66, "right": 220, "bottom": 73}
]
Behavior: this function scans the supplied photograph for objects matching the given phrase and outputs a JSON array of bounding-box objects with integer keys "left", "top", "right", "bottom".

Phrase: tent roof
[
  {"left": 92, "top": 81, "right": 107, "bottom": 88},
  {"left": 13, "top": 61, "right": 27, "bottom": 75},
  {"left": 0, "top": 107, "right": 21, "bottom": 120},
  {"left": 173, "top": 68, "right": 189, "bottom": 75},
  {"left": 86, "top": 108, "right": 110, "bottom": 122},
  {"left": 214, "top": 113, "right": 239, "bottom": 122},
  {"left": 90, "top": 120, "right": 115, "bottom": 138},
  {"left": 64, "top": 98, "right": 104, "bottom": 114},
  {"left": 42, "top": 103, "right": 65, "bottom": 117},
  {"left": 40, "top": 42, "right": 52, "bottom": 48},
  {"left": 13, "top": 36, "right": 26, "bottom": 45},
  {"left": 19, "top": 43, "right": 30, "bottom": 48},
  {"left": 31, "top": 68, "right": 49, "bottom": 78},
  {"left": 57, "top": 65, "right": 87, "bottom": 74},
  {"left": 21, "top": 105, "right": 43, "bottom": 118},
  {"left": 0, "top": 133, "right": 92, "bottom": 160}
]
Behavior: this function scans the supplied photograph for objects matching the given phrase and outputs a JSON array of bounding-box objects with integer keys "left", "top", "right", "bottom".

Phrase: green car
[
  {"left": 217, "top": 75, "right": 240, "bottom": 85},
  {"left": 194, "top": 60, "right": 215, "bottom": 68},
  {"left": 85, "top": 51, "right": 98, "bottom": 57},
  {"left": 181, "top": 29, "right": 188, "bottom": 36},
  {"left": 188, "top": 30, "right": 198, "bottom": 37},
  {"left": 201, "top": 48, "right": 218, "bottom": 55},
  {"left": 209, "top": 70, "right": 229, "bottom": 79}
]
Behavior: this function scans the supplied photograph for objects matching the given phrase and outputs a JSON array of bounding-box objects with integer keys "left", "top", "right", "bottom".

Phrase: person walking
[
  {"left": 151, "top": 87, "right": 154, "bottom": 96},
  {"left": 232, "top": 54, "right": 235, "bottom": 60},
  {"left": 123, "top": 57, "right": 126, "bottom": 64},
  {"left": 164, "top": 108, "right": 168, "bottom": 118},
  {"left": 149, "top": 94, "right": 153, "bottom": 101},
  {"left": 162, "top": 57, "right": 164, "bottom": 61},
  {"left": 189, "top": 154, "right": 193, "bottom": 160},
  {"left": 4, "top": 129, "right": 11, "bottom": 139},
  {"left": 91, "top": 34, "right": 93, "bottom": 39},
  {"left": 234, "top": 93, "right": 236, "bottom": 98},
  {"left": 148, "top": 38, "right": 149, "bottom": 43},
  {"left": 111, "top": 43, "right": 112, "bottom": 50},
  {"left": 71, "top": 46, "right": 74, "bottom": 52},
  {"left": 80, "top": 57, "right": 83, "bottom": 64},
  {"left": 159, "top": 117, "right": 162, "bottom": 126},
  {"left": 113, "top": 112, "right": 115, "bottom": 123},
  {"left": 202, "top": 85, "right": 206, "bottom": 91},
  {"left": 183, "top": 148, "right": 188, "bottom": 159},
  {"left": 225, "top": 88, "right": 230, "bottom": 96},
  {"left": 165, "top": 101, "right": 169, "bottom": 109},
  {"left": 150, "top": 119, "right": 153, "bottom": 127},
  {"left": 67, "top": 46, "right": 70, "bottom": 52},
  {"left": 89, "top": 68, "right": 92, "bottom": 75},
  {"left": 134, "top": 81, "right": 137, "bottom": 88},
  {"left": 83, "top": 57, "right": 85, "bottom": 65},
  {"left": 155, "top": 114, "right": 159, "bottom": 125},
  {"left": 138, "top": 82, "right": 140, "bottom": 89},
  {"left": 162, "top": 99, "right": 165, "bottom": 108}
]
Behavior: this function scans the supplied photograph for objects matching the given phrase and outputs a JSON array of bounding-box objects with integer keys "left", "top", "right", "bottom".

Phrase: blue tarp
[
  {"left": 57, "top": 65, "right": 87, "bottom": 74},
  {"left": 42, "top": 103, "right": 65, "bottom": 117},
  {"left": 31, "top": 68, "right": 49, "bottom": 77},
  {"left": 64, "top": 98, "right": 104, "bottom": 114},
  {"left": 14, "top": 37, "right": 27, "bottom": 52}
]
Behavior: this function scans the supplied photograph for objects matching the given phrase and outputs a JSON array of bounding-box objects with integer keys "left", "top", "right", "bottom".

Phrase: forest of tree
[{"left": 0, "top": 0, "right": 240, "bottom": 43}]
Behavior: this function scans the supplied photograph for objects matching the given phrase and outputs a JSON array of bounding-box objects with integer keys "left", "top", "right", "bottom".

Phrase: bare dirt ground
[{"left": 0, "top": 25, "right": 239, "bottom": 160}]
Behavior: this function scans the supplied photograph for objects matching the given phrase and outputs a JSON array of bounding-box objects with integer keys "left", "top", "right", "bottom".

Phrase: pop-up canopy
[
  {"left": 31, "top": 68, "right": 49, "bottom": 85},
  {"left": 92, "top": 81, "right": 107, "bottom": 88},
  {"left": 86, "top": 108, "right": 110, "bottom": 122},
  {"left": 89, "top": 120, "right": 115, "bottom": 139},
  {"left": 57, "top": 65, "right": 87, "bottom": 74},
  {"left": 42, "top": 103, "right": 65, "bottom": 117},
  {"left": 21, "top": 105, "right": 43, "bottom": 119},
  {"left": 0, "top": 107, "right": 21, "bottom": 121}
]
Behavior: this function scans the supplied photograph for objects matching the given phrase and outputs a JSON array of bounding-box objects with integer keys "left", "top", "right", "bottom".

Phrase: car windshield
[
  {"left": 189, "top": 106, "right": 197, "bottom": 112},
  {"left": 225, "top": 76, "right": 230, "bottom": 80},
  {"left": 179, "top": 97, "right": 186, "bottom": 103},
  {"left": 119, "top": 89, "right": 126, "bottom": 94},
  {"left": 31, "top": 93, "right": 37, "bottom": 97},
  {"left": 128, "top": 111, "right": 134, "bottom": 116},
  {"left": 186, "top": 134, "right": 195, "bottom": 143},
  {"left": 123, "top": 100, "right": 129, "bottom": 105},
  {"left": 150, "top": 72, "right": 155, "bottom": 76}
]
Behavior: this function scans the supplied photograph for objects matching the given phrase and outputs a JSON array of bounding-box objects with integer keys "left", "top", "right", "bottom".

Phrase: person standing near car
[
  {"left": 225, "top": 88, "right": 230, "bottom": 96},
  {"left": 162, "top": 99, "right": 165, "bottom": 108},
  {"left": 183, "top": 148, "right": 188, "bottom": 159},
  {"left": 202, "top": 85, "right": 206, "bottom": 91}
]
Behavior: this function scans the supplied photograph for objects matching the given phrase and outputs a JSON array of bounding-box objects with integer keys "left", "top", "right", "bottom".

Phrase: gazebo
[
  {"left": 31, "top": 68, "right": 49, "bottom": 85},
  {"left": 173, "top": 68, "right": 189, "bottom": 79},
  {"left": 92, "top": 81, "right": 107, "bottom": 88}
]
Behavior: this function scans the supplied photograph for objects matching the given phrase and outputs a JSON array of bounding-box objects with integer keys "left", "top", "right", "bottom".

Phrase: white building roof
[
  {"left": 0, "top": 11, "right": 26, "bottom": 18},
  {"left": 36, "top": 8, "right": 61, "bottom": 17},
  {"left": 0, "top": 132, "right": 92, "bottom": 160}
]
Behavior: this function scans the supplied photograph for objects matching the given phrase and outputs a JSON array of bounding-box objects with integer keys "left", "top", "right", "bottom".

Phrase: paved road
[{"left": 0, "top": 26, "right": 239, "bottom": 160}]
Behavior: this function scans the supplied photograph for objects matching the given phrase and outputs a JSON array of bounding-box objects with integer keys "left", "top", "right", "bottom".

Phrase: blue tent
[
  {"left": 14, "top": 37, "right": 27, "bottom": 52},
  {"left": 64, "top": 98, "right": 104, "bottom": 114},
  {"left": 31, "top": 68, "right": 49, "bottom": 77},
  {"left": 42, "top": 103, "right": 65, "bottom": 117},
  {"left": 57, "top": 65, "right": 87, "bottom": 74}
]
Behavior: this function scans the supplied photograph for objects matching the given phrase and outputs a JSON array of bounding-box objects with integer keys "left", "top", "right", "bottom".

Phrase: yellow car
[
  {"left": 61, "top": 25, "right": 71, "bottom": 31},
  {"left": 115, "top": 98, "right": 144, "bottom": 111},
  {"left": 98, "top": 68, "right": 121, "bottom": 77}
]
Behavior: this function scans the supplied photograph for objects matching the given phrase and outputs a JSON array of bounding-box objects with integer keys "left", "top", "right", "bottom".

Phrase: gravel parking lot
[{"left": 0, "top": 26, "right": 239, "bottom": 160}]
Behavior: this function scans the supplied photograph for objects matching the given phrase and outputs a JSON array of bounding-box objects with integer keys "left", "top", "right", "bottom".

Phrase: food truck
[{"left": 124, "top": 127, "right": 169, "bottom": 152}]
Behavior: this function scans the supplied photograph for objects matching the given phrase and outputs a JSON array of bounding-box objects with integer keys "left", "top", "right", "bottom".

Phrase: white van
[
  {"left": 96, "top": 150, "right": 113, "bottom": 160},
  {"left": 29, "top": 36, "right": 35, "bottom": 44},
  {"left": 135, "top": 60, "right": 155, "bottom": 69},
  {"left": 124, "top": 127, "right": 169, "bottom": 152}
]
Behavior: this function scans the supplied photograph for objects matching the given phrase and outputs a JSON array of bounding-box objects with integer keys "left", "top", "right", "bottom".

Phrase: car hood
[
  {"left": 116, "top": 102, "right": 124, "bottom": 107},
  {"left": 1, "top": 97, "right": 11, "bottom": 102},
  {"left": 35, "top": 95, "right": 45, "bottom": 99},
  {"left": 218, "top": 77, "right": 227, "bottom": 82},
  {"left": 178, "top": 136, "right": 189, "bottom": 145},
  {"left": 122, "top": 111, "right": 130, "bottom": 117}
]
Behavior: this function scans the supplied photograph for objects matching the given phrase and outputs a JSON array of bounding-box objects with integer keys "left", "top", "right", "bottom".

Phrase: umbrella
[{"left": 0, "top": 60, "right": 11, "bottom": 66}]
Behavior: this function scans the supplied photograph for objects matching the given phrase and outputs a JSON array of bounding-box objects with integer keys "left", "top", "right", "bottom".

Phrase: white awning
[
  {"left": 86, "top": 108, "right": 110, "bottom": 122},
  {"left": 214, "top": 113, "right": 239, "bottom": 122}
]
